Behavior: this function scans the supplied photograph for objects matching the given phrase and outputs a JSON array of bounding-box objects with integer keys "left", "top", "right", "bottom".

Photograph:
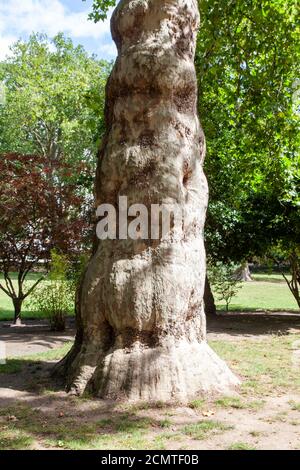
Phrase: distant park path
[
  {"left": 1, "top": 313, "right": 300, "bottom": 358},
  {"left": 0, "top": 319, "right": 75, "bottom": 357}
]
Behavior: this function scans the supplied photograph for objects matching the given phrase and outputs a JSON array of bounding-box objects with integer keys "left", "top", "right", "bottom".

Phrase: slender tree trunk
[
  {"left": 204, "top": 275, "right": 217, "bottom": 316},
  {"left": 282, "top": 252, "right": 300, "bottom": 310},
  {"left": 13, "top": 298, "right": 22, "bottom": 326},
  {"left": 54, "top": 0, "right": 239, "bottom": 401},
  {"left": 234, "top": 262, "right": 253, "bottom": 282}
]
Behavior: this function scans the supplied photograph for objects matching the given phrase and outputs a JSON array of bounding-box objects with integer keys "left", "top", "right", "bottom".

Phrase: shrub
[
  {"left": 208, "top": 261, "right": 242, "bottom": 312},
  {"left": 30, "top": 251, "right": 74, "bottom": 331}
]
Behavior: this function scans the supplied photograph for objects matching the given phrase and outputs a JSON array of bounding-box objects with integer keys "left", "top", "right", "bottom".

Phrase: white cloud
[
  {"left": 0, "top": 34, "right": 18, "bottom": 60},
  {"left": 0, "top": 0, "right": 116, "bottom": 59}
]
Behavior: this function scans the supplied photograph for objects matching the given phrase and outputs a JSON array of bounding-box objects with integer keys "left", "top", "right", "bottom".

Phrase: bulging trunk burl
[{"left": 54, "top": 0, "right": 239, "bottom": 401}]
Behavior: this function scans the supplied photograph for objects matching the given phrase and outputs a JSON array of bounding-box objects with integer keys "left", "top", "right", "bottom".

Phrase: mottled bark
[
  {"left": 204, "top": 275, "right": 217, "bottom": 316},
  {"left": 54, "top": 0, "right": 239, "bottom": 401}
]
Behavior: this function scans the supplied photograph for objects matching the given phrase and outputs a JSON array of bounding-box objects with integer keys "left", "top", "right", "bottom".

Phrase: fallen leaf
[{"left": 7, "top": 415, "right": 18, "bottom": 422}]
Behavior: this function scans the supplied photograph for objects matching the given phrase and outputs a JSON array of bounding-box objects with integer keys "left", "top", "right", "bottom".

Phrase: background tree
[
  {"left": 0, "top": 153, "right": 87, "bottom": 324},
  {"left": 0, "top": 33, "right": 110, "bottom": 195},
  {"left": 196, "top": 0, "right": 299, "bottom": 310},
  {"left": 0, "top": 34, "right": 111, "bottom": 323},
  {"left": 208, "top": 261, "right": 242, "bottom": 312}
]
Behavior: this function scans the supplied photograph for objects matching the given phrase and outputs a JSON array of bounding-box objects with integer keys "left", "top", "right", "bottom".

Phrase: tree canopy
[
  {"left": 0, "top": 33, "right": 110, "bottom": 184},
  {"left": 196, "top": 0, "right": 299, "bottom": 262},
  {"left": 0, "top": 34, "right": 111, "bottom": 321},
  {"left": 84, "top": 0, "right": 117, "bottom": 22}
]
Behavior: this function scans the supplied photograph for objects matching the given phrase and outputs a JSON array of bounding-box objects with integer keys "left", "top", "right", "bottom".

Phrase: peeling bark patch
[
  {"left": 183, "top": 161, "right": 193, "bottom": 187},
  {"left": 138, "top": 129, "right": 156, "bottom": 148},
  {"left": 128, "top": 158, "right": 157, "bottom": 187},
  {"left": 173, "top": 84, "right": 197, "bottom": 114}
]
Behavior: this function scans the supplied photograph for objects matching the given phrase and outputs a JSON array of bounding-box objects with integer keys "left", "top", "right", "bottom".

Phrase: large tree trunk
[
  {"left": 54, "top": 0, "right": 239, "bottom": 402},
  {"left": 204, "top": 275, "right": 217, "bottom": 316}
]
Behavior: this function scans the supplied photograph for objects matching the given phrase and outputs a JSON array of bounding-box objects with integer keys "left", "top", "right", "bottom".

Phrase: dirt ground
[
  {"left": 0, "top": 313, "right": 300, "bottom": 450},
  {"left": 0, "top": 319, "right": 75, "bottom": 357}
]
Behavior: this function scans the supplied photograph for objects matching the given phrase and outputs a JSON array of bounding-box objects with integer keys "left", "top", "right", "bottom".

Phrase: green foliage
[
  {"left": 208, "top": 261, "right": 242, "bottom": 311},
  {"left": 68, "top": 253, "right": 89, "bottom": 292},
  {"left": 29, "top": 251, "right": 74, "bottom": 331},
  {"left": 0, "top": 33, "right": 110, "bottom": 190},
  {"left": 196, "top": 0, "right": 300, "bottom": 263},
  {"left": 84, "top": 0, "right": 117, "bottom": 22}
]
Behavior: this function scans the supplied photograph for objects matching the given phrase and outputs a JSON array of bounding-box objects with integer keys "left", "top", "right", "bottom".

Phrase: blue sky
[{"left": 0, "top": 0, "right": 117, "bottom": 61}]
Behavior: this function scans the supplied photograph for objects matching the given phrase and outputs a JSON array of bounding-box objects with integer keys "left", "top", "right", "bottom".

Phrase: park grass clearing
[
  {"left": 0, "top": 272, "right": 298, "bottom": 322},
  {"left": 215, "top": 273, "right": 298, "bottom": 312},
  {"left": 210, "top": 333, "right": 300, "bottom": 396},
  {"left": 0, "top": 318, "right": 299, "bottom": 450}
]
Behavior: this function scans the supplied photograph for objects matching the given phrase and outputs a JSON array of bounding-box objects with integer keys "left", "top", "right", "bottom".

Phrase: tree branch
[
  {"left": 0, "top": 282, "right": 11, "bottom": 297},
  {"left": 23, "top": 276, "right": 45, "bottom": 299}
]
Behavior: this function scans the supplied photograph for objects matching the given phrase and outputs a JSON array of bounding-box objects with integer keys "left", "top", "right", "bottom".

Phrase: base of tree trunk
[
  {"left": 11, "top": 318, "right": 23, "bottom": 327},
  {"left": 233, "top": 263, "right": 253, "bottom": 282},
  {"left": 53, "top": 336, "right": 239, "bottom": 402}
]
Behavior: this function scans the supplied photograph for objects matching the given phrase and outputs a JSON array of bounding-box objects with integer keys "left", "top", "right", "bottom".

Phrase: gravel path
[{"left": 0, "top": 319, "right": 75, "bottom": 357}]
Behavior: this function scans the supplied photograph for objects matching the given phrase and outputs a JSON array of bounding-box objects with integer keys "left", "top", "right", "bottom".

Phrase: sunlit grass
[
  {"left": 209, "top": 333, "right": 300, "bottom": 396},
  {"left": 215, "top": 274, "right": 298, "bottom": 312},
  {"left": 227, "top": 441, "right": 256, "bottom": 450},
  {"left": 182, "top": 420, "right": 233, "bottom": 440}
]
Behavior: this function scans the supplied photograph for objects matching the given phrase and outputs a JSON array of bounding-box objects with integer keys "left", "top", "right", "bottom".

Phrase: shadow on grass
[
  {"left": 0, "top": 389, "right": 237, "bottom": 450},
  {"left": 207, "top": 312, "right": 300, "bottom": 338},
  {"left": 0, "top": 308, "right": 48, "bottom": 322},
  {"left": 0, "top": 395, "right": 167, "bottom": 449},
  {"left": 0, "top": 343, "right": 73, "bottom": 393},
  {"left": 0, "top": 371, "right": 193, "bottom": 450}
]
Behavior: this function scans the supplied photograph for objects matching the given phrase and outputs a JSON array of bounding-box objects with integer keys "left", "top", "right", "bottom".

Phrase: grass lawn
[
  {"left": 215, "top": 273, "right": 299, "bottom": 312},
  {"left": 0, "top": 272, "right": 74, "bottom": 321},
  {"left": 0, "top": 272, "right": 298, "bottom": 322},
  {"left": 0, "top": 273, "right": 47, "bottom": 321}
]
